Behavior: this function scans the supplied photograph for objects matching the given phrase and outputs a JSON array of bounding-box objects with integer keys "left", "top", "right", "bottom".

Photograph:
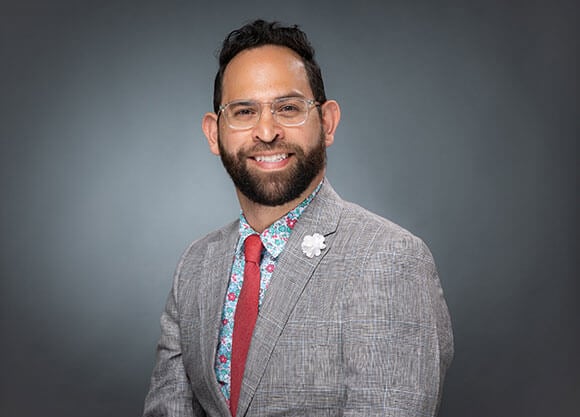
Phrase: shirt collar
[{"left": 237, "top": 180, "right": 324, "bottom": 258}]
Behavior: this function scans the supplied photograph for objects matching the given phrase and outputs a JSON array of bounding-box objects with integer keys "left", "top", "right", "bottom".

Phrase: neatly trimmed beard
[{"left": 218, "top": 132, "right": 326, "bottom": 207}]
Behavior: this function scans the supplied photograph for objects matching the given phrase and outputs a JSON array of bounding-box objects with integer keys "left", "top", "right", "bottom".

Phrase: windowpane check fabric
[{"left": 143, "top": 181, "right": 453, "bottom": 417}]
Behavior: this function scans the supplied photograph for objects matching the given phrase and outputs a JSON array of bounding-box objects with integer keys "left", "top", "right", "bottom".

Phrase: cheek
[
  {"left": 218, "top": 131, "right": 247, "bottom": 156},
  {"left": 299, "top": 123, "right": 325, "bottom": 148}
]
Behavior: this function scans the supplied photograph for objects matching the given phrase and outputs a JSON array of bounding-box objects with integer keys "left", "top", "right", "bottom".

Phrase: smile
[{"left": 253, "top": 153, "right": 289, "bottom": 163}]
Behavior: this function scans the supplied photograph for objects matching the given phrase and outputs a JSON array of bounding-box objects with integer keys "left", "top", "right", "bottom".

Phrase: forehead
[{"left": 221, "top": 45, "right": 312, "bottom": 102}]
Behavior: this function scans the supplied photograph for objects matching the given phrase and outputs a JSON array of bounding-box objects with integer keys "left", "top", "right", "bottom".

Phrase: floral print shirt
[{"left": 214, "top": 181, "right": 323, "bottom": 402}]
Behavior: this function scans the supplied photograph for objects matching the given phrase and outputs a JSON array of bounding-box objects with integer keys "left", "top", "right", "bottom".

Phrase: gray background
[{"left": 1, "top": 0, "right": 578, "bottom": 416}]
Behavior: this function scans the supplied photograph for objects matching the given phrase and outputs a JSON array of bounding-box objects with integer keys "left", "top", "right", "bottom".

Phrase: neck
[{"left": 237, "top": 172, "right": 324, "bottom": 233}]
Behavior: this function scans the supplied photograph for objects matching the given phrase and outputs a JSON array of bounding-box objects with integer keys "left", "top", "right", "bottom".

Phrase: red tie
[{"left": 230, "top": 234, "right": 263, "bottom": 417}]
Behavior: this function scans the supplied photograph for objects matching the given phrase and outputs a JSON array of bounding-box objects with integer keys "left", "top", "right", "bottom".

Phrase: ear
[
  {"left": 320, "top": 100, "right": 341, "bottom": 147},
  {"left": 202, "top": 112, "right": 220, "bottom": 156}
]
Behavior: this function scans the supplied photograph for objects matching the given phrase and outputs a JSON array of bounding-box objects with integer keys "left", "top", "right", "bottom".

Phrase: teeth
[{"left": 255, "top": 153, "right": 288, "bottom": 163}]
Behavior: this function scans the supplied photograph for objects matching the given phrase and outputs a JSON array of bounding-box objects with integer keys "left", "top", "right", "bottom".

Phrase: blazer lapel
[
  {"left": 236, "top": 181, "right": 344, "bottom": 416},
  {"left": 197, "top": 224, "right": 239, "bottom": 415}
]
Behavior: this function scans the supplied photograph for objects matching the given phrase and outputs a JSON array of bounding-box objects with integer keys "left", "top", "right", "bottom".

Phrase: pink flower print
[
  {"left": 227, "top": 292, "right": 236, "bottom": 301},
  {"left": 219, "top": 355, "right": 227, "bottom": 363},
  {"left": 266, "top": 264, "right": 275, "bottom": 273},
  {"left": 286, "top": 218, "right": 297, "bottom": 229},
  {"left": 222, "top": 318, "right": 228, "bottom": 326}
]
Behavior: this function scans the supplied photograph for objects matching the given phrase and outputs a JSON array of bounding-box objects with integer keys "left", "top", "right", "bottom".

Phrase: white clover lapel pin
[{"left": 301, "top": 233, "right": 326, "bottom": 258}]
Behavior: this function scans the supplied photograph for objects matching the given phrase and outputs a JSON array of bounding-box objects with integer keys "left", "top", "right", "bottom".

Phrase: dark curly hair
[{"left": 212, "top": 19, "right": 327, "bottom": 113}]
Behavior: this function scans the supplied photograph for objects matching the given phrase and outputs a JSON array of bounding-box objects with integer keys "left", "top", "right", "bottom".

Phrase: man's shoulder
[
  {"left": 314, "top": 180, "right": 431, "bottom": 256},
  {"left": 336, "top": 198, "right": 431, "bottom": 258},
  {"left": 341, "top": 199, "right": 408, "bottom": 233}
]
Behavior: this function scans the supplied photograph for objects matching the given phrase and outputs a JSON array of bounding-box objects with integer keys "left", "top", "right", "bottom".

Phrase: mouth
[
  {"left": 253, "top": 153, "right": 289, "bottom": 163},
  {"left": 249, "top": 152, "right": 292, "bottom": 170}
]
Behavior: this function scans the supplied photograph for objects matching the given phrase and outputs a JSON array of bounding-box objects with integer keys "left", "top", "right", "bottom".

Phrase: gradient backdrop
[{"left": 1, "top": 1, "right": 578, "bottom": 416}]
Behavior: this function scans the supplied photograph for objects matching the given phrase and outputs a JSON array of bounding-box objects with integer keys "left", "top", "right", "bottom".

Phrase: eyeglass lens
[{"left": 224, "top": 98, "right": 311, "bottom": 128}]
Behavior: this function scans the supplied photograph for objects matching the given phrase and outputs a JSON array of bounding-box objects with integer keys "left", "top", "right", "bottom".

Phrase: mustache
[{"left": 241, "top": 141, "right": 301, "bottom": 155}]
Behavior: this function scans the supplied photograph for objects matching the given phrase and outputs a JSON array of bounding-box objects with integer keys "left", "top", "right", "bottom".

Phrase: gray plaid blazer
[{"left": 143, "top": 181, "right": 453, "bottom": 417}]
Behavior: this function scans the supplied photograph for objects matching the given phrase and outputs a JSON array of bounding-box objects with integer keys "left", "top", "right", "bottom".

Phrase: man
[{"left": 144, "top": 20, "right": 453, "bottom": 417}]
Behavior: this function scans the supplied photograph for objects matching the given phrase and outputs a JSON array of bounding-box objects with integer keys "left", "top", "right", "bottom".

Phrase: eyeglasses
[{"left": 217, "top": 97, "right": 320, "bottom": 130}]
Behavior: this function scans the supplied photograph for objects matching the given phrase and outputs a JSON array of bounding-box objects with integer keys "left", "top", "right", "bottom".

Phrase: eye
[
  {"left": 234, "top": 108, "right": 256, "bottom": 116},
  {"left": 278, "top": 104, "right": 299, "bottom": 113},
  {"left": 275, "top": 99, "right": 305, "bottom": 116},
  {"left": 229, "top": 104, "right": 259, "bottom": 119}
]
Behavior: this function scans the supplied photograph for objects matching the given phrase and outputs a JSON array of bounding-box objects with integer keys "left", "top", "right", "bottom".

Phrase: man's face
[{"left": 212, "top": 45, "right": 330, "bottom": 207}]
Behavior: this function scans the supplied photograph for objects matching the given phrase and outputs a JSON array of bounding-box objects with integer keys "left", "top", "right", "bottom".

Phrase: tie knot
[{"left": 244, "top": 234, "right": 263, "bottom": 264}]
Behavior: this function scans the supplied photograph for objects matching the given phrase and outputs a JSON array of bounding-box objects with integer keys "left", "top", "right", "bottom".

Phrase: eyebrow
[
  {"left": 230, "top": 95, "right": 307, "bottom": 104},
  {"left": 229, "top": 100, "right": 255, "bottom": 106},
  {"left": 276, "top": 94, "right": 307, "bottom": 100}
]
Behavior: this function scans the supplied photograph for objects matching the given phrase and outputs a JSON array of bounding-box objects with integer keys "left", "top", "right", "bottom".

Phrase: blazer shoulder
[{"left": 337, "top": 199, "right": 433, "bottom": 260}]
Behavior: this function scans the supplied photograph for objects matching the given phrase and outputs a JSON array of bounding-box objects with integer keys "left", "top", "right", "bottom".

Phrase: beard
[{"left": 218, "top": 131, "right": 326, "bottom": 207}]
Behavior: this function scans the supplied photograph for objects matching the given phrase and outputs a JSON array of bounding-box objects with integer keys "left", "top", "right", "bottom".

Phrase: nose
[{"left": 252, "top": 107, "right": 283, "bottom": 143}]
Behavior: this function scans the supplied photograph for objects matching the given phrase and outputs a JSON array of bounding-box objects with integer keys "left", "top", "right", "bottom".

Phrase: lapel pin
[{"left": 301, "top": 233, "right": 326, "bottom": 258}]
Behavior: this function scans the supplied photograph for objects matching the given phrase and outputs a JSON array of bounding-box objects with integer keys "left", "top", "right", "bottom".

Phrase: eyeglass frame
[{"left": 217, "top": 96, "right": 321, "bottom": 130}]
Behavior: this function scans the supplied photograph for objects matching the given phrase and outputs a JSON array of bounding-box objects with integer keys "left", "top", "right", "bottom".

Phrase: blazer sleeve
[
  {"left": 143, "top": 265, "right": 207, "bottom": 417},
  {"left": 342, "top": 235, "right": 453, "bottom": 417}
]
